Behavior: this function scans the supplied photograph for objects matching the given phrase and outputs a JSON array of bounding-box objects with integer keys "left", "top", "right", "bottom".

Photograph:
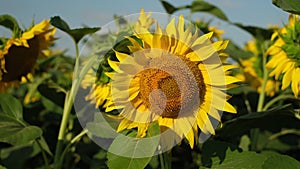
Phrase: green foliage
[
  {"left": 50, "top": 16, "right": 101, "bottom": 43},
  {"left": 233, "top": 23, "right": 274, "bottom": 40},
  {"left": 204, "top": 148, "right": 300, "bottom": 169},
  {"left": 160, "top": 0, "right": 228, "bottom": 21},
  {"left": 1, "top": 1, "right": 300, "bottom": 169},
  {"left": 190, "top": 0, "right": 228, "bottom": 21},
  {"left": 0, "top": 14, "right": 21, "bottom": 33},
  {"left": 0, "top": 94, "right": 42, "bottom": 146},
  {"left": 273, "top": 0, "right": 300, "bottom": 14},
  {"left": 160, "top": 0, "right": 178, "bottom": 14},
  {"left": 107, "top": 122, "right": 160, "bottom": 169}
]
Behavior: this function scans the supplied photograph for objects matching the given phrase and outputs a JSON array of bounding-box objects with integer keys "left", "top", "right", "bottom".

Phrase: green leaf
[
  {"left": 0, "top": 94, "right": 23, "bottom": 120},
  {"left": 69, "top": 28, "right": 102, "bottom": 43},
  {"left": 86, "top": 114, "right": 119, "bottom": 138},
  {"left": 262, "top": 154, "right": 300, "bottom": 169},
  {"left": 37, "top": 137, "right": 53, "bottom": 156},
  {"left": 201, "top": 140, "right": 241, "bottom": 167},
  {"left": 49, "top": 16, "right": 71, "bottom": 32},
  {"left": 272, "top": 0, "right": 300, "bottom": 15},
  {"left": 216, "top": 106, "right": 300, "bottom": 140},
  {"left": 225, "top": 41, "right": 252, "bottom": 61},
  {"left": 210, "top": 150, "right": 267, "bottom": 169},
  {"left": 107, "top": 122, "right": 160, "bottom": 169},
  {"left": 50, "top": 16, "right": 101, "bottom": 43},
  {"left": 0, "top": 14, "right": 20, "bottom": 32},
  {"left": 160, "top": 0, "right": 178, "bottom": 14},
  {"left": 233, "top": 23, "right": 274, "bottom": 40},
  {"left": 0, "top": 115, "right": 42, "bottom": 146},
  {"left": 191, "top": 0, "right": 228, "bottom": 21},
  {"left": 206, "top": 148, "right": 300, "bottom": 169}
]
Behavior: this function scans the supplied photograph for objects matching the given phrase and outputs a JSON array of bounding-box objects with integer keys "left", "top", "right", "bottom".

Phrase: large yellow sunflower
[
  {"left": 266, "top": 14, "right": 300, "bottom": 97},
  {"left": 237, "top": 40, "right": 279, "bottom": 96},
  {"left": 88, "top": 12, "right": 239, "bottom": 149},
  {"left": 0, "top": 20, "right": 56, "bottom": 92}
]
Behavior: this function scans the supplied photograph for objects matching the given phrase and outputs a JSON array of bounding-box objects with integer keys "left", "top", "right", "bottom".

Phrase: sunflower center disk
[{"left": 136, "top": 54, "right": 206, "bottom": 118}]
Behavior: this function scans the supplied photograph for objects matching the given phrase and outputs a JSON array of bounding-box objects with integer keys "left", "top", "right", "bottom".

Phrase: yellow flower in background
[
  {"left": 87, "top": 11, "right": 239, "bottom": 149},
  {"left": 266, "top": 15, "right": 300, "bottom": 97},
  {"left": 237, "top": 40, "right": 279, "bottom": 96},
  {"left": 83, "top": 8, "right": 154, "bottom": 108},
  {"left": 209, "top": 26, "right": 224, "bottom": 41},
  {"left": 0, "top": 20, "right": 56, "bottom": 92}
]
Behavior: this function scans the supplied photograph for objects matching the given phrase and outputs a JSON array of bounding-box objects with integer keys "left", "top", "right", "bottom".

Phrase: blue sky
[{"left": 0, "top": 0, "right": 289, "bottom": 55}]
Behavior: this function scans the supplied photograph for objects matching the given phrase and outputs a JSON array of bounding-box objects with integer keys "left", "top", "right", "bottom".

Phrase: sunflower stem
[
  {"left": 164, "top": 151, "right": 172, "bottom": 169},
  {"left": 262, "top": 94, "right": 295, "bottom": 111},
  {"left": 36, "top": 138, "right": 50, "bottom": 169},
  {"left": 59, "top": 129, "right": 88, "bottom": 165},
  {"left": 251, "top": 44, "right": 268, "bottom": 151},
  {"left": 53, "top": 41, "right": 81, "bottom": 169},
  {"left": 256, "top": 57, "right": 268, "bottom": 112},
  {"left": 159, "top": 153, "right": 166, "bottom": 169}
]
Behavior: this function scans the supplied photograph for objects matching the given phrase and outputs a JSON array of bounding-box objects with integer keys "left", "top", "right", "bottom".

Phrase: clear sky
[{"left": 0, "top": 0, "right": 289, "bottom": 55}]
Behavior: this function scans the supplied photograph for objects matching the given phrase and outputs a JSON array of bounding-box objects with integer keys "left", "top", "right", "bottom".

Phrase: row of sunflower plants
[{"left": 0, "top": 0, "right": 300, "bottom": 169}]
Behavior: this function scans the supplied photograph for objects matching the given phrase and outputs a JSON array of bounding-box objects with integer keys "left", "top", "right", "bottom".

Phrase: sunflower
[
  {"left": 266, "top": 14, "right": 300, "bottom": 97},
  {"left": 86, "top": 11, "right": 239, "bottom": 150},
  {"left": 0, "top": 20, "right": 56, "bottom": 92},
  {"left": 237, "top": 40, "right": 279, "bottom": 96},
  {"left": 83, "top": 8, "right": 154, "bottom": 108}
]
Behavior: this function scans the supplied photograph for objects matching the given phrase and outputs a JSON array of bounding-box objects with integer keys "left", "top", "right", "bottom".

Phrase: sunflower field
[{"left": 0, "top": 0, "right": 300, "bottom": 169}]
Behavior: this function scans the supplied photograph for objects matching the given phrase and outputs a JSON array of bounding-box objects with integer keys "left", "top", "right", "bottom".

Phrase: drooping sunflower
[
  {"left": 89, "top": 12, "right": 239, "bottom": 149},
  {"left": 0, "top": 20, "right": 56, "bottom": 92},
  {"left": 237, "top": 40, "right": 279, "bottom": 96},
  {"left": 266, "top": 14, "right": 300, "bottom": 97}
]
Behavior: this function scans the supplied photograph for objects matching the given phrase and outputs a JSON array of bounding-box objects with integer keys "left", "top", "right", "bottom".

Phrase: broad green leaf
[
  {"left": 210, "top": 150, "right": 267, "bottom": 169},
  {"left": 0, "top": 115, "right": 42, "bottom": 146},
  {"left": 160, "top": 0, "right": 178, "bottom": 14},
  {"left": 262, "top": 154, "right": 300, "bottom": 169},
  {"left": 69, "top": 27, "right": 102, "bottom": 43},
  {"left": 0, "top": 14, "right": 20, "bottom": 32},
  {"left": 50, "top": 16, "right": 101, "bottom": 43},
  {"left": 107, "top": 122, "right": 160, "bottom": 169},
  {"left": 216, "top": 106, "right": 300, "bottom": 139},
  {"left": 272, "top": 0, "right": 300, "bottom": 15},
  {"left": 191, "top": 0, "right": 228, "bottom": 21},
  {"left": 206, "top": 148, "right": 300, "bottom": 169},
  {"left": 233, "top": 23, "right": 274, "bottom": 40},
  {"left": 201, "top": 140, "right": 241, "bottom": 167},
  {"left": 0, "top": 94, "right": 23, "bottom": 120},
  {"left": 49, "top": 16, "right": 71, "bottom": 32}
]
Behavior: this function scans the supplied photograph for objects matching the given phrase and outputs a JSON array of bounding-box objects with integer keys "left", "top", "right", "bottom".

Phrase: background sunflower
[{"left": 0, "top": 19, "right": 55, "bottom": 92}]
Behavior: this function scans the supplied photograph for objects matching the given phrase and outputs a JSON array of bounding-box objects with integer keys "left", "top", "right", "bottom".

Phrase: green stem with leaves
[
  {"left": 59, "top": 129, "right": 88, "bottom": 165},
  {"left": 53, "top": 41, "right": 80, "bottom": 169},
  {"left": 257, "top": 57, "right": 268, "bottom": 112},
  {"left": 262, "top": 94, "right": 295, "bottom": 111},
  {"left": 251, "top": 45, "right": 268, "bottom": 151}
]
